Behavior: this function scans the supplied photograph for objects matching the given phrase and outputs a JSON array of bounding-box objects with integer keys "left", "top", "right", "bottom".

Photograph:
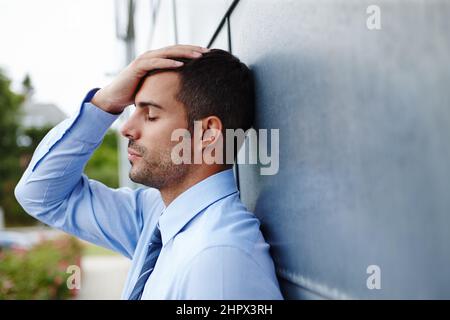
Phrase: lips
[
  {"left": 128, "top": 148, "right": 142, "bottom": 157},
  {"left": 128, "top": 148, "right": 142, "bottom": 162}
]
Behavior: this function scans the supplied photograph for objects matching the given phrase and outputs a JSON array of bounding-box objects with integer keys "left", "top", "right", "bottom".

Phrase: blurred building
[{"left": 20, "top": 98, "right": 67, "bottom": 128}]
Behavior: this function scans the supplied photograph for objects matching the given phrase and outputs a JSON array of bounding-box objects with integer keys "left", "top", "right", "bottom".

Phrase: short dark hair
[{"left": 174, "top": 49, "right": 255, "bottom": 133}]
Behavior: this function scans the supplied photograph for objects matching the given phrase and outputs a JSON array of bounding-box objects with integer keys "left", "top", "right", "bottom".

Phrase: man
[{"left": 15, "top": 45, "right": 283, "bottom": 299}]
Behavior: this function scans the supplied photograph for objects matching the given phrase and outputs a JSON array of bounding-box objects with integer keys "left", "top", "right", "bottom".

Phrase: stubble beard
[{"left": 128, "top": 143, "right": 190, "bottom": 190}]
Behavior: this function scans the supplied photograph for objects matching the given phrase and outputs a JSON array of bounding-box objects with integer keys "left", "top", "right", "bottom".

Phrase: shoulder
[
  {"left": 180, "top": 192, "right": 262, "bottom": 255},
  {"left": 172, "top": 194, "right": 283, "bottom": 299},
  {"left": 178, "top": 244, "right": 283, "bottom": 299}
]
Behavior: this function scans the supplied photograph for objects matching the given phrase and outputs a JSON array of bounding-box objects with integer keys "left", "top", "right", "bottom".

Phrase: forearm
[
  {"left": 13, "top": 90, "right": 148, "bottom": 256},
  {"left": 15, "top": 89, "right": 118, "bottom": 214}
]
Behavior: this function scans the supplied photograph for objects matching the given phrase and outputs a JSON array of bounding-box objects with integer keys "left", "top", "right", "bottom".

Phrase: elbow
[
  {"left": 14, "top": 178, "right": 40, "bottom": 218},
  {"left": 14, "top": 180, "right": 26, "bottom": 208},
  {"left": 14, "top": 179, "right": 66, "bottom": 228}
]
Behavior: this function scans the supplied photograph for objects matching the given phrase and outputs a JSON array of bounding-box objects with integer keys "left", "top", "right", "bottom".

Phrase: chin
[{"left": 128, "top": 170, "right": 140, "bottom": 183}]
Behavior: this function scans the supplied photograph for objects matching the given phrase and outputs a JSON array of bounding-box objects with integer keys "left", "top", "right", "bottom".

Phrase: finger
[
  {"left": 134, "top": 57, "right": 184, "bottom": 74},
  {"left": 165, "top": 44, "right": 209, "bottom": 53},
  {"left": 144, "top": 45, "right": 209, "bottom": 60},
  {"left": 157, "top": 47, "right": 206, "bottom": 59}
]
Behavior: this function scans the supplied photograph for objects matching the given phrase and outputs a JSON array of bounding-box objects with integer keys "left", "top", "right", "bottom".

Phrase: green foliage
[
  {"left": 84, "top": 130, "right": 119, "bottom": 189},
  {"left": 0, "top": 235, "right": 83, "bottom": 299},
  {"left": 0, "top": 69, "right": 26, "bottom": 226}
]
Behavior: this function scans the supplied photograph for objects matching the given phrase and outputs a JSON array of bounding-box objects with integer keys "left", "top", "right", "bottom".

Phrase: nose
[{"left": 120, "top": 114, "right": 141, "bottom": 140}]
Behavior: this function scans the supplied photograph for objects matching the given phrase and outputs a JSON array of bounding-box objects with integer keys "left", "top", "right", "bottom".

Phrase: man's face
[{"left": 120, "top": 71, "right": 190, "bottom": 189}]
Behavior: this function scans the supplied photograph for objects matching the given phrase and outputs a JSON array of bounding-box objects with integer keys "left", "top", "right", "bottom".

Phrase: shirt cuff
[{"left": 68, "top": 101, "right": 120, "bottom": 144}]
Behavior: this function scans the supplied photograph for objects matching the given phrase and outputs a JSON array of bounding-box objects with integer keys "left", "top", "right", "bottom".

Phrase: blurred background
[{"left": 1, "top": 0, "right": 450, "bottom": 300}]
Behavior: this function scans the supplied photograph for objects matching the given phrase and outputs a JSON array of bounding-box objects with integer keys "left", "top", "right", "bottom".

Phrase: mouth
[{"left": 128, "top": 148, "right": 142, "bottom": 161}]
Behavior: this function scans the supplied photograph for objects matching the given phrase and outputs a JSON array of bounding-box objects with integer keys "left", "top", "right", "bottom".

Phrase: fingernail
[
  {"left": 174, "top": 61, "right": 184, "bottom": 66},
  {"left": 201, "top": 47, "right": 210, "bottom": 52},
  {"left": 192, "top": 51, "right": 202, "bottom": 57}
]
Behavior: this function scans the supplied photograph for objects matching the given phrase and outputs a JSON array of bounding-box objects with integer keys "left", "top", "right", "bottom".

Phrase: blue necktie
[{"left": 128, "top": 222, "right": 162, "bottom": 300}]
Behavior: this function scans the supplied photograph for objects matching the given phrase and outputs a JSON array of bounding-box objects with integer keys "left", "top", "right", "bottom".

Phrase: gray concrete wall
[{"left": 228, "top": 0, "right": 450, "bottom": 299}]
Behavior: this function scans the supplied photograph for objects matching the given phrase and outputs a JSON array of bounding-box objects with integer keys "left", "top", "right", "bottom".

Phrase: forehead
[{"left": 135, "top": 71, "right": 182, "bottom": 109}]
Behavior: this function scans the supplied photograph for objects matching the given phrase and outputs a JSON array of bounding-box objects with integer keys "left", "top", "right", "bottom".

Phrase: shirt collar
[{"left": 158, "top": 168, "right": 238, "bottom": 247}]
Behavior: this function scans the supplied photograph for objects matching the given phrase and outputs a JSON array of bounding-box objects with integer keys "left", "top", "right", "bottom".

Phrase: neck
[{"left": 159, "top": 165, "right": 231, "bottom": 206}]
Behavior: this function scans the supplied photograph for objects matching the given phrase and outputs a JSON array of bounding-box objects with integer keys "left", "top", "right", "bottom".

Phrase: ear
[{"left": 201, "top": 116, "right": 223, "bottom": 149}]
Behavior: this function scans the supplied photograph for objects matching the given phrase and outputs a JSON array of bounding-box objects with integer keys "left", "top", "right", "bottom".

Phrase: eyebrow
[{"left": 135, "top": 100, "right": 164, "bottom": 110}]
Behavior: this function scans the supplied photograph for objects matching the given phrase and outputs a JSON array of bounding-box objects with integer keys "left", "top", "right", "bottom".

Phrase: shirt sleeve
[
  {"left": 178, "top": 246, "right": 284, "bottom": 300},
  {"left": 14, "top": 89, "right": 163, "bottom": 259}
]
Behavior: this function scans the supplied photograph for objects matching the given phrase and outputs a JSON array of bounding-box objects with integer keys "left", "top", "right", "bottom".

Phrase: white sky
[{"left": 0, "top": 0, "right": 120, "bottom": 116}]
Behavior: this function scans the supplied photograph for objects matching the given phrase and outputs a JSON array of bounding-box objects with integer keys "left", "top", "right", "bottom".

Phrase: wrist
[{"left": 91, "top": 91, "right": 121, "bottom": 115}]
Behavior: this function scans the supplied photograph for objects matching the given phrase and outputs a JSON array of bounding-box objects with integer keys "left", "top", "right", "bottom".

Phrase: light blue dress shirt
[{"left": 15, "top": 89, "right": 283, "bottom": 300}]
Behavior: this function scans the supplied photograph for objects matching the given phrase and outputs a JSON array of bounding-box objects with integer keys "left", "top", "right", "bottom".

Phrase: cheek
[{"left": 141, "top": 119, "right": 187, "bottom": 150}]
